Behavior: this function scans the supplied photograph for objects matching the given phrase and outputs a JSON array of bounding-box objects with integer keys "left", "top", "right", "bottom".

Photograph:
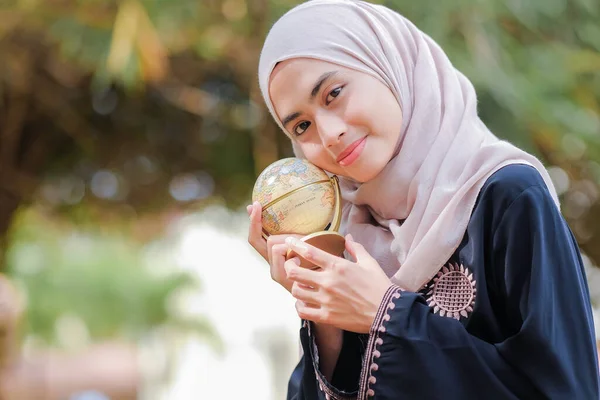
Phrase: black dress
[{"left": 287, "top": 164, "right": 600, "bottom": 400}]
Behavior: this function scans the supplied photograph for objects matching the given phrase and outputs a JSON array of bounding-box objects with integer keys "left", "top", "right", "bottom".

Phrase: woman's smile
[{"left": 337, "top": 136, "right": 367, "bottom": 166}]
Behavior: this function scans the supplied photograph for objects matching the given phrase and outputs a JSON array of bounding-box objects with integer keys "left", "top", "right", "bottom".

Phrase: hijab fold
[{"left": 258, "top": 0, "right": 560, "bottom": 292}]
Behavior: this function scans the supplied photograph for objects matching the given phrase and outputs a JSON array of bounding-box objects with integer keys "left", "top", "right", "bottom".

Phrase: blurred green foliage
[
  {"left": 383, "top": 0, "right": 600, "bottom": 159},
  {"left": 5, "top": 207, "right": 217, "bottom": 347}
]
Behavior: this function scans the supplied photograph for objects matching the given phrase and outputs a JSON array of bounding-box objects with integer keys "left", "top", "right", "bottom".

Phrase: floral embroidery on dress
[{"left": 424, "top": 262, "right": 476, "bottom": 320}]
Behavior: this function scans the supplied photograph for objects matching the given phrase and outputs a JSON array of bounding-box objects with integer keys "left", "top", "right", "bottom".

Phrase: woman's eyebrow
[
  {"left": 282, "top": 112, "right": 301, "bottom": 128},
  {"left": 310, "top": 71, "right": 338, "bottom": 98},
  {"left": 281, "top": 71, "right": 339, "bottom": 128}
]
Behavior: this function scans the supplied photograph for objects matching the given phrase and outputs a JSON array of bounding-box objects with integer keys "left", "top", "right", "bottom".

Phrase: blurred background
[{"left": 0, "top": 0, "right": 599, "bottom": 398}]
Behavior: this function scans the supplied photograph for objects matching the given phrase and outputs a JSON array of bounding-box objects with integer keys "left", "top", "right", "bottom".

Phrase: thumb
[{"left": 345, "top": 234, "right": 371, "bottom": 263}]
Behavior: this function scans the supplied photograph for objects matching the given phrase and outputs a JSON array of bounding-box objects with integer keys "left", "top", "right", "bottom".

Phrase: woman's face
[{"left": 268, "top": 58, "right": 402, "bottom": 182}]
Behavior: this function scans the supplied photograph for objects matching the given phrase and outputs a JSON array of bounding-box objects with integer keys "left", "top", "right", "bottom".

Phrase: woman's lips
[{"left": 337, "top": 137, "right": 367, "bottom": 166}]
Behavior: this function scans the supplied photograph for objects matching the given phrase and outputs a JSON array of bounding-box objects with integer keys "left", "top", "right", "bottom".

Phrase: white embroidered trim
[
  {"left": 425, "top": 262, "right": 476, "bottom": 320},
  {"left": 358, "top": 285, "right": 402, "bottom": 400},
  {"left": 316, "top": 377, "right": 356, "bottom": 400}
]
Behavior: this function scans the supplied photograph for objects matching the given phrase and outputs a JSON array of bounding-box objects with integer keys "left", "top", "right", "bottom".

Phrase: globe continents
[{"left": 252, "top": 158, "right": 336, "bottom": 236}]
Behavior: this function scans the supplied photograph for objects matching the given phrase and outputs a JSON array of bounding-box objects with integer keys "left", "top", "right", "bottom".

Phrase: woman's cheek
[
  {"left": 343, "top": 102, "right": 370, "bottom": 130},
  {"left": 309, "top": 149, "right": 343, "bottom": 175},
  {"left": 302, "top": 144, "right": 330, "bottom": 167}
]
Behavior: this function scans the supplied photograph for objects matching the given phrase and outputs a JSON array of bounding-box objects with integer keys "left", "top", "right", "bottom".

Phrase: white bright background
[{"left": 151, "top": 205, "right": 301, "bottom": 400}]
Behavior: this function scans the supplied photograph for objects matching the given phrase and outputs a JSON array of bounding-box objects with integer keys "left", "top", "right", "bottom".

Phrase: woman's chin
[{"left": 342, "top": 167, "right": 373, "bottom": 183}]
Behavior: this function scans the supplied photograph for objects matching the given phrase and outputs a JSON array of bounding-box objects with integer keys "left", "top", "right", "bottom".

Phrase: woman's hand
[
  {"left": 247, "top": 201, "right": 302, "bottom": 293},
  {"left": 247, "top": 202, "right": 344, "bottom": 380},
  {"left": 284, "top": 234, "right": 393, "bottom": 334}
]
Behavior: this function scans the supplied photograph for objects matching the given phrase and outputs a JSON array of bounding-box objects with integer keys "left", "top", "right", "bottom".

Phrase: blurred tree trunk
[
  {"left": 1, "top": 38, "right": 37, "bottom": 270},
  {"left": 0, "top": 190, "right": 20, "bottom": 269}
]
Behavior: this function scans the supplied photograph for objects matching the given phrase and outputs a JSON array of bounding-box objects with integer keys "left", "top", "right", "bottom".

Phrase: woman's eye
[
  {"left": 294, "top": 121, "right": 311, "bottom": 136},
  {"left": 326, "top": 87, "right": 343, "bottom": 104}
]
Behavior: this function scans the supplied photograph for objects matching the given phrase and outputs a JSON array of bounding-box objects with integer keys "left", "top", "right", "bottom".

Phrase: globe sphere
[{"left": 252, "top": 158, "right": 336, "bottom": 236}]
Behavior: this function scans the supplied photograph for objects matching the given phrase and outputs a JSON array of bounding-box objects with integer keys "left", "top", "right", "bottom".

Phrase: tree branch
[
  {"left": 32, "top": 77, "right": 97, "bottom": 154},
  {"left": 0, "top": 168, "right": 38, "bottom": 201},
  {"left": 0, "top": 95, "right": 28, "bottom": 169}
]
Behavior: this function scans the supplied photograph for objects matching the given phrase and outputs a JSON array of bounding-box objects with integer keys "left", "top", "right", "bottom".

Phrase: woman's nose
[{"left": 315, "top": 112, "right": 346, "bottom": 148}]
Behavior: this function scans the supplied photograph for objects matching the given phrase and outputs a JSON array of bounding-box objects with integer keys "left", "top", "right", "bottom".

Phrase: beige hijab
[{"left": 258, "top": 0, "right": 560, "bottom": 292}]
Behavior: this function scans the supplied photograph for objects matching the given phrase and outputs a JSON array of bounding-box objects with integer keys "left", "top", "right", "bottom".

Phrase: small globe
[{"left": 252, "top": 158, "right": 336, "bottom": 236}]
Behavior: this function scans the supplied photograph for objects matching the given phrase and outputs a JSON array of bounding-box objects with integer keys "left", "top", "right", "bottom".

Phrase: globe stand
[{"left": 286, "top": 230, "right": 346, "bottom": 270}]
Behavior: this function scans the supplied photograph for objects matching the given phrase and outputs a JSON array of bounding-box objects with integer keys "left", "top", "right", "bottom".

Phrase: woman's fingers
[
  {"left": 269, "top": 243, "right": 287, "bottom": 267},
  {"left": 290, "top": 281, "right": 320, "bottom": 303},
  {"left": 285, "top": 258, "right": 322, "bottom": 287},
  {"left": 267, "top": 234, "right": 286, "bottom": 255},
  {"left": 246, "top": 203, "right": 314, "bottom": 293},
  {"left": 295, "top": 300, "right": 321, "bottom": 322},
  {"left": 267, "top": 233, "right": 305, "bottom": 262},
  {"left": 285, "top": 237, "right": 345, "bottom": 271},
  {"left": 247, "top": 202, "right": 267, "bottom": 260},
  {"left": 269, "top": 243, "right": 292, "bottom": 290},
  {"left": 268, "top": 238, "right": 304, "bottom": 293},
  {"left": 249, "top": 202, "right": 264, "bottom": 241}
]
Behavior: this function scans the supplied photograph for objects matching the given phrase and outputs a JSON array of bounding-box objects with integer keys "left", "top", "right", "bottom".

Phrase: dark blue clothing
[{"left": 288, "top": 164, "right": 600, "bottom": 400}]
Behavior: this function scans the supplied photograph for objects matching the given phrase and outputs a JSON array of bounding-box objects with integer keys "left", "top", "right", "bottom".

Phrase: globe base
[{"left": 287, "top": 231, "right": 346, "bottom": 269}]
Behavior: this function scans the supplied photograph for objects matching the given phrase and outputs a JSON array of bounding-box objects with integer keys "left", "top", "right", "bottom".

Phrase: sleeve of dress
[
  {"left": 286, "top": 321, "right": 366, "bottom": 399},
  {"left": 286, "top": 322, "right": 318, "bottom": 400},
  {"left": 358, "top": 184, "right": 600, "bottom": 399}
]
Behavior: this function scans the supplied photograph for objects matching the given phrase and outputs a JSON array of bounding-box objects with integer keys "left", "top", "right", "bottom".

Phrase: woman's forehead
[
  {"left": 269, "top": 58, "right": 357, "bottom": 93},
  {"left": 270, "top": 59, "right": 343, "bottom": 101},
  {"left": 272, "top": 58, "right": 336, "bottom": 79}
]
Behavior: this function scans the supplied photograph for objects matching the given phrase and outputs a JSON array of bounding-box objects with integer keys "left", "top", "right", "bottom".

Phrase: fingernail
[
  {"left": 346, "top": 233, "right": 354, "bottom": 241},
  {"left": 292, "top": 257, "right": 300, "bottom": 265},
  {"left": 246, "top": 205, "right": 252, "bottom": 214},
  {"left": 285, "top": 237, "right": 299, "bottom": 246},
  {"left": 287, "top": 237, "right": 308, "bottom": 254}
]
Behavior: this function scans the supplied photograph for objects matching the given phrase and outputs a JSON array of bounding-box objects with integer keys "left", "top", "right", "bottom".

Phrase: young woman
[{"left": 247, "top": 0, "right": 600, "bottom": 398}]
